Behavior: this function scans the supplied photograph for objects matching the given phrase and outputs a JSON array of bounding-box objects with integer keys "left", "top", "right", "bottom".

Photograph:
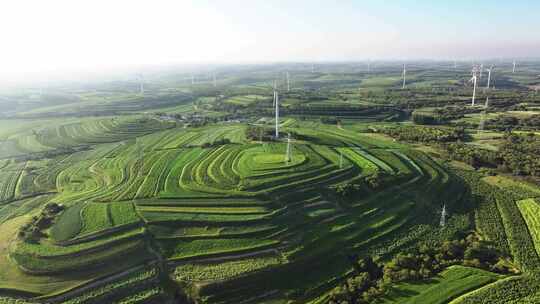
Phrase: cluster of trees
[
  {"left": 334, "top": 182, "right": 361, "bottom": 197},
  {"left": 284, "top": 105, "right": 389, "bottom": 117},
  {"left": 380, "top": 125, "right": 466, "bottom": 143},
  {"left": 201, "top": 138, "right": 231, "bottom": 148},
  {"left": 245, "top": 125, "right": 275, "bottom": 142},
  {"left": 411, "top": 112, "right": 446, "bottom": 125},
  {"left": 364, "top": 172, "right": 382, "bottom": 189},
  {"left": 16, "top": 146, "right": 89, "bottom": 162},
  {"left": 486, "top": 114, "right": 540, "bottom": 131},
  {"left": 444, "top": 143, "right": 501, "bottom": 169},
  {"left": 328, "top": 233, "right": 512, "bottom": 304},
  {"left": 499, "top": 133, "right": 540, "bottom": 176},
  {"left": 334, "top": 174, "right": 382, "bottom": 198},
  {"left": 413, "top": 106, "right": 483, "bottom": 125},
  {"left": 18, "top": 203, "right": 64, "bottom": 243},
  {"left": 320, "top": 117, "right": 341, "bottom": 125},
  {"left": 445, "top": 133, "right": 540, "bottom": 176}
]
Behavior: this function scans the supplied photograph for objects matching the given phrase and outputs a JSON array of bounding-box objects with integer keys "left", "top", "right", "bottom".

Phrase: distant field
[{"left": 381, "top": 266, "right": 504, "bottom": 304}]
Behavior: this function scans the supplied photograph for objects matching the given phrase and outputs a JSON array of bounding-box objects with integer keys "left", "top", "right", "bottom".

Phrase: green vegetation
[
  {"left": 1, "top": 62, "right": 540, "bottom": 303},
  {"left": 173, "top": 255, "right": 283, "bottom": 281},
  {"left": 517, "top": 199, "right": 540, "bottom": 255},
  {"left": 382, "top": 266, "right": 503, "bottom": 304}
]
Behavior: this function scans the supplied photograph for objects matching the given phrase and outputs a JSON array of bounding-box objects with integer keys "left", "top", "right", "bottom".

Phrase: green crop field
[
  {"left": 381, "top": 266, "right": 505, "bottom": 304},
  {"left": 1, "top": 60, "right": 540, "bottom": 304}
]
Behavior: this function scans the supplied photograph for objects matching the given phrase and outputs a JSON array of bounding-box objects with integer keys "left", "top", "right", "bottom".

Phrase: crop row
[
  {"left": 159, "top": 237, "right": 280, "bottom": 261},
  {"left": 58, "top": 267, "right": 158, "bottom": 304},
  {"left": 517, "top": 199, "right": 540, "bottom": 256},
  {"left": 0, "top": 161, "right": 25, "bottom": 202},
  {"left": 453, "top": 276, "right": 540, "bottom": 304},
  {"left": 496, "top": 190, "right": 540, "bottom": 274},
  {"left": 12, "top": 239, "right": 148, "bottom": 274},
  {"left": 173, "top": 255, "right": 282, "bottom": 282}
]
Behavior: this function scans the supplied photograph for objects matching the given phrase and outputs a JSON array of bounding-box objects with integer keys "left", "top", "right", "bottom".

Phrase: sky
[{"left": 1, "top": 0, "right": 539, "bottom": 84}]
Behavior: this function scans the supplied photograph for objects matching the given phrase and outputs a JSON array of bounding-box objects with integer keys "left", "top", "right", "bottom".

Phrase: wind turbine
[
  {"left": 478, "top": 110, "right": 486, "bottom": 133},
  {"left": 367, "top": 60, "right": 371, "bottom": 73},
  {"left": 286, "top": 71, "right": 290, "bottom": 92},
  {"left": 479, "top": 64, "right": 484, "bottom": 79},
  {"left": 137, "top": 140, "right": 144, "bottom": 176},
  {"left": 513, "top": 60, "right": 516, "bottom": 73},
  {"left": 469, "top": 66, "right": 478, "bottom": 106},
  {"left": 454, "top": 59, "right": 457, "bottom": 70},
  {"left": 273, "top": 81, "right": 280, "bottom": 138},
  {"left": 486, "top": 65, "right": 494, "bottom": 89},
  {"left": 191, "top": 74, "right": 195, "bottom": 85},
  {"left": 138, "top": 74, "right": 144, "bottom": 96},
  {"left": 285, "top": 133, "right": 292, "bottom": 162},
  {"left": 440, "top": 204, "right": 447, "bottom": 227},
  {"left": 311, "top": 63, "right": 315, "bottom": 74},
  {"left": 402, "top": 64, "right": 407, "bottom": 89}
]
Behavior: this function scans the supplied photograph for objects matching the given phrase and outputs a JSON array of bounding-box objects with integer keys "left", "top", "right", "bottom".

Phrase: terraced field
[{"left": 0, "top": 116, "right": 529, "bottom": 304}]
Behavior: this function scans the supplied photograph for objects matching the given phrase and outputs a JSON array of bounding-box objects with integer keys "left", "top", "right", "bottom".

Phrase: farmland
[{"left": 1, "top": 61, "right": 540, "bottom": 304}]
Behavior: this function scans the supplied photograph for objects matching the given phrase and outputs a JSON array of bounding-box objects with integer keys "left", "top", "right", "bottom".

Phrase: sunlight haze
[{"left": 1, "top": 0, "right": 539, "bottom": 84}]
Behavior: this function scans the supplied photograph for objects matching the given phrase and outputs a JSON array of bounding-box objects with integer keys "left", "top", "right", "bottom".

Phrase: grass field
[
  {"left": 381, "top": 266, "right": 505, "bottom": 304},
  {"left": 1, "top": 63, "right": 538, "bottom": 303}
]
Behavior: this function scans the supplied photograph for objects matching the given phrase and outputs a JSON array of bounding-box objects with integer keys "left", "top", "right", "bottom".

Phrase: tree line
[{"left": 328, "top": 233, "right": 513, "bottom": 304}]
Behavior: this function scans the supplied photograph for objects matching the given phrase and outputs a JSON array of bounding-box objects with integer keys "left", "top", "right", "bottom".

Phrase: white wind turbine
[
  {"left": 273, "top": 81, "right": 280, "bottom": 138},
  {"left": 469, "top": 66, "right": 478, "bottom": 106},
  {"left": 402, "top": 64, "right": 407, "bottom": 89},
  {"left": 440, "top": 204, "right": 447, "bottom": 227},
  {"left": 513, "top": 60, "right": 517, "bottom": 73},
  {"left": 478, "top": 110, "right": 486, "bottom": 133},
  {"left": 286, "top": 72, "right": 290, "bottom": 92},
  {"left": 479, "top": 64, "right": 484, "bottom": 79},
  {"left": 486, "top": 65, "right": 494, "bottom": 89},
  {"left": 285, "top": 133, "right": 292, "bottom": 162},
  {"left": 138, "top": 74, "right": 144, "bottom": 96}
]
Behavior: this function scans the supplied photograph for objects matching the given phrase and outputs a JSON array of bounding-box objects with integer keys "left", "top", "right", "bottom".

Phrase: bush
[{"left": 18, "top": 203, "right": 64, "bottom": 243}]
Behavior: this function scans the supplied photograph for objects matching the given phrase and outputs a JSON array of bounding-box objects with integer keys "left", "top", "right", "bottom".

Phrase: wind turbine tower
[
  {"left": 470, "top": 66, "right": 478, "bottom": 106},
  {"left": 486, "top": 65, "right": 494, "bottom": 89},
  {"left": 286, "top": 72, "right": 290, "bottom": 92},
  {"left": 285, "top": 133, "right": 292, "bottom": 162},
  {"left": 137, "top": 140, "right": 144, "bottom": 176},
  {"left": 440, "top": 204, "right": 447, "bottom": 227},
  {"left": 367, "top": 61, "right": 371, "bottom": 73},
  {"left": 402, "top": 64, "right": 407, "bottom": 89},
  {"left": 479, "top": 64, "right": 484, "bottom": 79},
  {"left": 513, "top": 60, "right": 516, "bottom": 73},
  {"left": 273, "top": 81, "right": 280, "bottom": 138},
  {"left": 139, "top": 75, "right": 144, "bottom": 96}
]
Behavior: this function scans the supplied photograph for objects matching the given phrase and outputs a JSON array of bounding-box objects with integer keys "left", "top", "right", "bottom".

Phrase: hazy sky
[{"left": 1, "top": 0, "right": 539, "bottom": 83}]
